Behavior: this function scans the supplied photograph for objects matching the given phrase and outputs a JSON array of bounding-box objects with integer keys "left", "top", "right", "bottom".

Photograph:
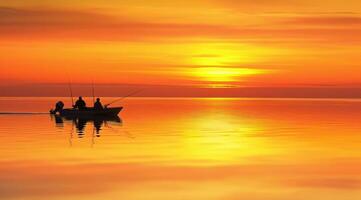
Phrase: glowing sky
[{"left": 0, "top": 0, "right": 360, "bottom": 94}]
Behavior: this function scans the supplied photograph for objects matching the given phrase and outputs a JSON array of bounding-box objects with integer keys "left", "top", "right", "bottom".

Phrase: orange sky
[{"left": 0, "top": 0, "right": 361, "bottom": 96}]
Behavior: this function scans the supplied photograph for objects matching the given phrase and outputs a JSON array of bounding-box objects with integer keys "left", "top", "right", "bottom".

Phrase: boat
[
  {"left": 50, "top": 107, "right": 123, "bottom": 117},
  {"left": 49, "top": 80, "right": 134, "bottom": 117}
]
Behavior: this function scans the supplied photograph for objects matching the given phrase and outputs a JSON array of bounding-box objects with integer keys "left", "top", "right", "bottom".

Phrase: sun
[
  {"left": 190, "top": 67, "right": 267, "bottom": 82},
  {"left": 185, "top": 42, "right": 273, "bottom": 84}
]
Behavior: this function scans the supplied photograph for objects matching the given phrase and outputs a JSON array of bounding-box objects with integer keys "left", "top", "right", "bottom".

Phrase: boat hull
[{"left": 56, "top": 107, "right": 122, "bottom": 117}]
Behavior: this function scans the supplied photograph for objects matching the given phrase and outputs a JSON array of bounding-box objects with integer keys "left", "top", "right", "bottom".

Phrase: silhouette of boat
[{"left": 50, "top": 107, "right": 123, "bottom": 117}]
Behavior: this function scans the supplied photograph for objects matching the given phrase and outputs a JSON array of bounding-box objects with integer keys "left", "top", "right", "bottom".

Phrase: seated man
[
  {"left": 74, "top": 96, "right": 87, "bottom": 110},
  {"left": 94, "top": 98, "right": 103, "bottom": 110}
]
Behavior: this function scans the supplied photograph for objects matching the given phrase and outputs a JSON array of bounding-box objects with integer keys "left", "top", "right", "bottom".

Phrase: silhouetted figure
[
  {"left": 51, "top": 101, "right": 64, "bottom": 114},
  {"left": 94, "top": 98, "right": 103, "bottom": 110},
  {"left": 74, "top": 96, "right": 86, "bottom": 110}
]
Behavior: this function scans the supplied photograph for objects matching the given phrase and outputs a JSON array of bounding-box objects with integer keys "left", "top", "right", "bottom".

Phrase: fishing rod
[
  {"left": 105, "top": 89, "right": 143, "bottom": 107},
  {"left": 91, "top": 80, "right": 95, "bottom": 104},
  {"left": 68, "top": 80, "right": 74, "bottom": 106}
]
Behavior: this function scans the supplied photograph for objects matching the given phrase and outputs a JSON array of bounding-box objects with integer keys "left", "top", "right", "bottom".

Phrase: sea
[{"left": 0, "top": 97, "right": 360, "bottom": 200}]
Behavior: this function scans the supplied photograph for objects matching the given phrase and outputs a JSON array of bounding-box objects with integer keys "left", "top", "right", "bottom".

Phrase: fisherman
[
  {"left": 94, "top": 98, "right": 103, "bottom": 110},
  {"left": 73, "top": 96, "right": 87, "bottom": 110},
  {"left": 52, "top": 101, "right": 64, "bottom": 114}
]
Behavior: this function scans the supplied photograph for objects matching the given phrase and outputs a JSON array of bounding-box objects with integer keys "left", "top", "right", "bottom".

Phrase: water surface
[{"left": 0, "top": 97, "right": 360, "bottom": 200}]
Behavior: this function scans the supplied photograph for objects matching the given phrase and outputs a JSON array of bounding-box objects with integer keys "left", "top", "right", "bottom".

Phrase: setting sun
[{"left": 190, "top": 67, "right": 268, "bottom": 82}]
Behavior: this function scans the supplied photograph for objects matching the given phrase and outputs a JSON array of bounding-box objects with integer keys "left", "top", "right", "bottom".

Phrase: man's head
[
  {"left": 79, "top": 96, "right": 82, "bottom": 100},
  {"left": 96, "top": 98, "right": 100, "bottom": 102}
]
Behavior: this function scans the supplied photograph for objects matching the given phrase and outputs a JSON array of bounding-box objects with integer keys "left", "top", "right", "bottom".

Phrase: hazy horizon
[{"left": 1, "top": 83, "right": 361, "bottom": 98}]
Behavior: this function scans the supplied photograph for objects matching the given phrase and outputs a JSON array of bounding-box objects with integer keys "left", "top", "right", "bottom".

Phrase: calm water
[{"left": 0, "top": 97, "right": 361, "bottom": 200}]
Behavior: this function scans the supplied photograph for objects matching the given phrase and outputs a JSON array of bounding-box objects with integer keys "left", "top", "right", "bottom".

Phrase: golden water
[{"left": 0, "top": 97, "right": 360, "bottom": 200}]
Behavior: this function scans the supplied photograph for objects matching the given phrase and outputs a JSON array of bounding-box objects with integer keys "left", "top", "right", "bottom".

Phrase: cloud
[
  {"left": 0, "top": 7, "right": 234, "bottom": 41},
  {"left": 0, "top": 7, "right": 360, "bottom": 44},
  {"left": 284, "top": 16, "right": 361, "bottom": 26},
  {"left": 0, "top": 7, "right": 114, "bottom": 25}
]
